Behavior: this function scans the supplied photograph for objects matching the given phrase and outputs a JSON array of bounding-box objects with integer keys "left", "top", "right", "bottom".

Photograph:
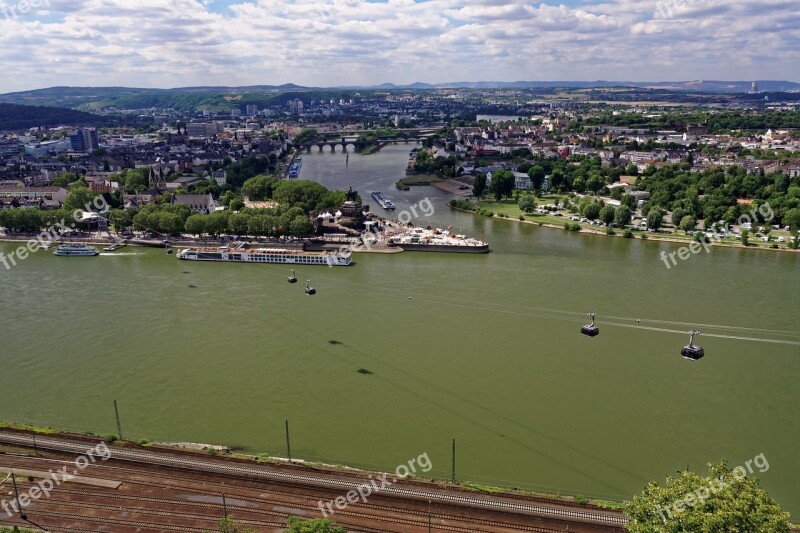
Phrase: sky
[{"left": 0, "top": 0, "right": 797, "bottom": 93}]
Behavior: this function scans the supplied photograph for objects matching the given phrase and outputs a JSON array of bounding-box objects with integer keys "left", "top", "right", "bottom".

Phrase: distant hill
[
  {"left": 0, "top": 85, "right": 315, "bottom": 110},
  {"left": 0, "top": 103, "right": 105, "bottom": 130},
  {"left": 373, "top": 80, "right": 800, "bottom": 92},
  {"left": 1, "top": 80, "right": 798, "bottom": 112}
]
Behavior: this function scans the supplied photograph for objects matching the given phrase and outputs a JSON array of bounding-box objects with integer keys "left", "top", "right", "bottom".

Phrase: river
[{"left": 1, "top": 143, "right": 798, "bottom": 514}]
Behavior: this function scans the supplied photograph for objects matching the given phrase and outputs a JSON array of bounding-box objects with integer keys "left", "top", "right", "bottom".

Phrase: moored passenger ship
[
  {"left": 177, "top": 245, "right": 351, "bottom": 266},
  {"left": 387, "top": 228, "right": 489, "bottom": 253}
]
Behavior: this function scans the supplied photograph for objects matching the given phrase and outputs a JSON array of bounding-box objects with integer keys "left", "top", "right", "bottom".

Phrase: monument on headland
[{"left": 313, "top": 187, "right": 370, "bottom": 236}]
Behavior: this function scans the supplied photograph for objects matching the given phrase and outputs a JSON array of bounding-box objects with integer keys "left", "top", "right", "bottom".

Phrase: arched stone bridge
[{"left": 300, "top": 137, "right": 426, "bottom": 153}]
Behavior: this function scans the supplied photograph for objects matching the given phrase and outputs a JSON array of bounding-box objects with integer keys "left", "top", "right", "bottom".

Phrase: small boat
[{"left": 53, "top": 244, "right": 99, "bottom": 257}]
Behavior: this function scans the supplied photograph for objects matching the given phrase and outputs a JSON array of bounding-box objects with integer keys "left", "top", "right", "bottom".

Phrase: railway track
[
  {"left": 19, "top": 481, "right": 559, "bottom": 533},
  {"left": 5, "top": 456, "right": 548, "bottom": 531},
  {"left": 0, "top": 431, "right": 627, "bottom": 529}
]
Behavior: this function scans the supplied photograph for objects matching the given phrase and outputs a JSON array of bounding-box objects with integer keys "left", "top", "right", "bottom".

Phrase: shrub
[
  {"left": 519, "top": 215, "right": 525, "bottom": 221},
  {"left": 640, "top": 232, "right": 648, "bottom": 239},
  {"left": 105, "top": 435, "right": 118, "bottom": 443},
  {"left": 564, "top": 222, "right": 581, "bottom": 232},
  {"left": 606, "top": 228, "right": 616, "bottom": 235},
  {"left": 623, "top": 228, "right": 634, "bottom": 238}
]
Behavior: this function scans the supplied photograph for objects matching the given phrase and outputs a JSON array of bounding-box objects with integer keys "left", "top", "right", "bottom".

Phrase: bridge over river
[{"left": 298, "top": 127, "right": 440, "bottom": 153}]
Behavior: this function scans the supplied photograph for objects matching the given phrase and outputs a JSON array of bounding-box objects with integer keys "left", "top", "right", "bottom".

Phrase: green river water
[{"left": 1, "top": 144, "right": 798, "bottom": 514}]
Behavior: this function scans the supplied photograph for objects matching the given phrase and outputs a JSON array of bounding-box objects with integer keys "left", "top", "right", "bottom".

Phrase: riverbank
[
  {"left": 449, "top": 203, "right": 800, "bottom": 253},
  {"left": 0, "top": 422, "right": 626, "bottom": 514},
  {"left": 396, "top": 173, "right": 445, "bottom": 188}
]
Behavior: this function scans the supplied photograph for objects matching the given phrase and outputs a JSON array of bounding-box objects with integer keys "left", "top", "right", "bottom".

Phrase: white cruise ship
[
  {"left": 178, "top": 245, "right": 352, "bottom": 266},
  {"left": 53, "top": 244, "right": 100, "bottom": 256}
]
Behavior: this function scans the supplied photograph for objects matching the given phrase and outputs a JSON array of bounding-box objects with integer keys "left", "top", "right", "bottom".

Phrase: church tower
[{"left": 148, "top": 165, "right": 167, "bottom": 191}]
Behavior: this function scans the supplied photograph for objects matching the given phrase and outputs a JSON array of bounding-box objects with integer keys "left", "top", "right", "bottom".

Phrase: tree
[
  {"left": 614, "top": 205, "right": 632, "bottom": 227},
  {"left": 527, "top": 165, "right": 545, "bottom": 191},
  {"left": 742, "top": 229, "right": 750, "bottom": 246},
  {"left": 784, "top": 208, "right": 800, "bottom": 231},
  {"left": 292, "top": 129, "right": 318, "bottom": 147},
  {"left": 64, "top": 184, "right": 96, "bottom": 212},
  {"left": 228, "top": 213, "right": 251, "bottom": 236},
  {"left": 214, "top": 516, "right": 257, "bottom": 533},
  {"left": 599, "top": 205, "right": 616, "bottom": 226},
  {"left": 490, "top": 169, "right": 515, "bottom": 201},
  {"left": 518, "top": 195, "right": 536, "bottom": 214},
  {"left": 241, "top": 175, "right": 277, "bottom": 201},
  {"left": 679, "top": 215, "right": 697, "bottom": 234},
  {"left": 159, "top": 213, "right": 185, "bottom": 236},
  {"left": 621, "top": 194, "right": 636, "bottom": 210},
  {"left": 473, "top": 174, "right": 487, "bottom": 198},
  {"left": 583, "top": 202, "right": 602, "bottom": 221},
  {"left": 122, "top": 168, "right": 148, "bottom": 193},
  {"left": 646, "top": 208, "right": 664, "bottom": 231},
  {"left": 273, "top": 180, "right": 331, "bottom": 212},
  {"left": 289, "top": 216, "right": 313, "bottom": 238},
  {"left": 671, "top": 208, "right": 687, "bottom": 227},
  {"left": 51, "top": 172, "right": 81, "bottom": 188},
  {"left": 185, "top": 214, "right": 206, "bottom": 237},
  {"left": 586, "top": 172, "right": 605, "bottom": 194},
  {"left": 205, "top": 211, "right": 230, "bottom": 237},
  {"left": 109, "top": 209, "right": 133, "bottom": 232},
  {"left": 625, "top": 460, "right": 789, "bottom": 533},
  {"left": 285, "top": 516, "right": 346, "bottom": 533}
]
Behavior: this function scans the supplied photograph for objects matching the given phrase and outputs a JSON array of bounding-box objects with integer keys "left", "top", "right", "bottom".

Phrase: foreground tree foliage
[
  {"left": 285, "top": 516, "right": 346, "bottom": 532},
  {"left": 207, "top": 517, "right": 255, "bottom": 533},
  {"left": 625, "top": 461, "right": 790, "bottom": 533}
]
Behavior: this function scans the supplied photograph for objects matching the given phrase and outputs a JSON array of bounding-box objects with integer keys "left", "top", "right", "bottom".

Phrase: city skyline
[{"left": 0, "top": 0, "right": 798, "bottom": 93}]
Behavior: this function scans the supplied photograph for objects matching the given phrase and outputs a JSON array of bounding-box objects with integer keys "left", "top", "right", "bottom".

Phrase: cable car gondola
[
  {"left": 580, "top": 312, "right": 599, "bottom": 337},
  {"left": 288, "top": 269, "right": 297, "bottom": 283},
  {"left": 305, "top": 280, "right": 316, "bottom": 295},
  {"left": 681, "top": 330, "right": 704, "bottom": 361}
]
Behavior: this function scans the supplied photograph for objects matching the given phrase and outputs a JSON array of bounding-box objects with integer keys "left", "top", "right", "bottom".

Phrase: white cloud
[{"left": 0, "top": 0, "right": 797, "bottom": 91}]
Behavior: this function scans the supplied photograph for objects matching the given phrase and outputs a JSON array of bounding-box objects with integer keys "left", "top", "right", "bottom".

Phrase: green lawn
[
  {"left": 468, "top": 198, "right": 798, "bottom": 250},
  {"left": 398, "top": 174, "right": 445, "bottom": 187}
]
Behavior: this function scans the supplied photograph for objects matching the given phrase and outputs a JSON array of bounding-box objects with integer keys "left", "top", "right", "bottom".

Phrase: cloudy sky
[{"left": 0, "top": 0, "right": 797, "bottom": 92}]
